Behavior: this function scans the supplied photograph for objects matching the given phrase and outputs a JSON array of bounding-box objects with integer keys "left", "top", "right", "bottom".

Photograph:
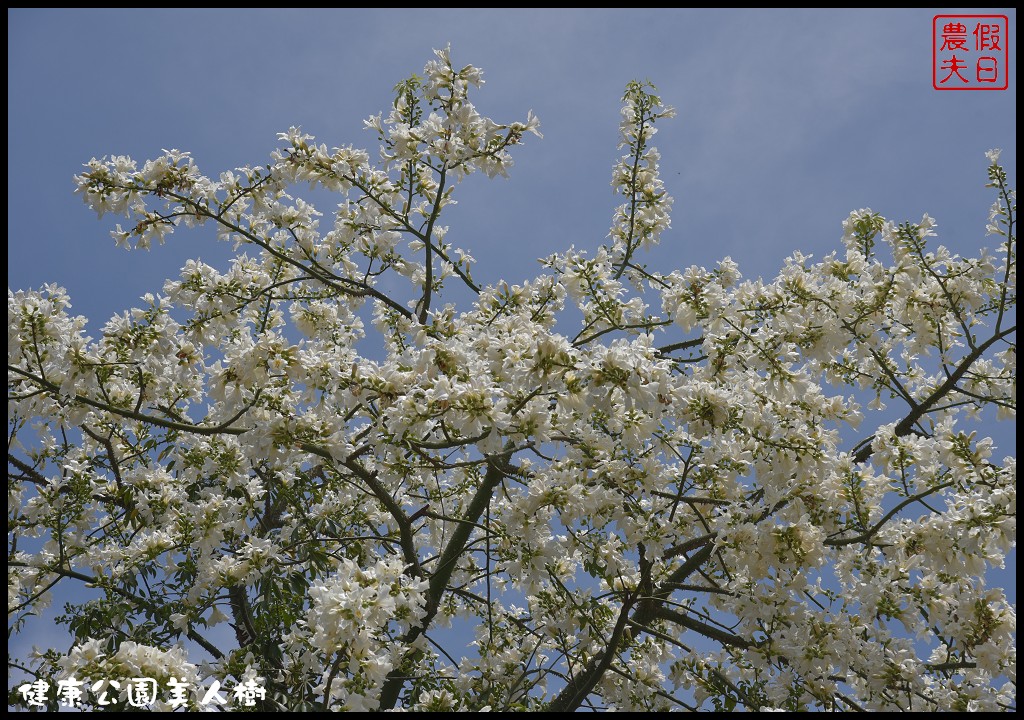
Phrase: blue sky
[
  {"left": 7, "top": 8, "right": 1016, "bottom": 324},
  {"left": 7, "top": 6, "right": 1017, "bottom": 688}
]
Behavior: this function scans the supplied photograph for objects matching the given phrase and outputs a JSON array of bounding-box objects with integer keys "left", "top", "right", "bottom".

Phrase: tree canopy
[{"left": 8, "top": 48, "right": 1016, "bottom": 712}]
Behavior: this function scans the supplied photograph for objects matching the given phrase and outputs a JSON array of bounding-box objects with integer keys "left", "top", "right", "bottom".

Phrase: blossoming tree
[{"left": 8, "top": 48, "right": 1016, "bottom": 712}]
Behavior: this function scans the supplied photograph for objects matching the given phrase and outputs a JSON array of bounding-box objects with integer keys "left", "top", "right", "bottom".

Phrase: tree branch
[
  {"left": 376, "top": 453, "right": 506, "bottom": 709},
  {"left": 851, "top": 324, "right": 1015, "bottom": 464}
]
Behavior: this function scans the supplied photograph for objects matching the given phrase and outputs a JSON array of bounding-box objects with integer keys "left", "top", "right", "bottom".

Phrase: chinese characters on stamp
[{"left": 934, "top": 15, "right": 1009, "bottom": 90}]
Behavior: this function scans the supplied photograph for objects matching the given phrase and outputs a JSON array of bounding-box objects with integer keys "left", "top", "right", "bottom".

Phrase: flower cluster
[
  {"left": 296, "top": 557, "right": 427, "bottom": 711},
  {"left": 608, "top": 80, "right": 675, "bottom": 280}
]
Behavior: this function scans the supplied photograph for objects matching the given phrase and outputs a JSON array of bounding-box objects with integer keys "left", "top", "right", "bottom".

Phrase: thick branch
[
  {"left": 544, "top": 542, "right": 717, "bottom": 712},
  {"left": 376, "top": 455, "right": 505, "bottom": 710},
  {"left": 546, "top": 593, "right": 635, "bottom": 712},
  {"left": 8, "top": 453, "right": 47, "bottom": 486},
  {"left": 342, "top": 457, "right": 422, "bottom": 578},
  {"left": 418, "top": 166, "right": 447, "bottom": 324},
  {"left": 651, "top": 606, "right": 753, "bottom": 649},
  {"left": 851, "top": 324, "right": 1015, "bottom": 464},
  {"left": 826, "top": 480, "right": 956, "bottom": 547}
]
